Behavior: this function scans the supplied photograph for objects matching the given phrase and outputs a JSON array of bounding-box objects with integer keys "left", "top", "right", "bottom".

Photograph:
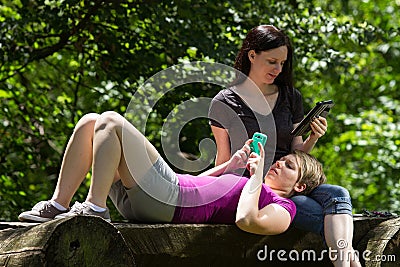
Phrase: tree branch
[{"left": 30, "top": 0, "right": 106, "bottom": 61}]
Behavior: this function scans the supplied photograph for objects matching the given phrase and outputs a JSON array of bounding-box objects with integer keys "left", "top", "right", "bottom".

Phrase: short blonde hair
[{"left": 293, "top": 150, "right": 326, "bottom": 195}]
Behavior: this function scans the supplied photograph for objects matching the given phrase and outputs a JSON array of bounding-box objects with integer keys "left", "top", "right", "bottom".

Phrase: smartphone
[
  {"left": 249, "top": 132, "right": 268, "bottom": 155},
  {"left": 291, "top": 100, "right": 334, "bottom": 136}
]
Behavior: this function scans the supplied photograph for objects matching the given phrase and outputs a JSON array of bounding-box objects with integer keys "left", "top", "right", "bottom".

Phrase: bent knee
[
  {"left": 317, "top": 184, "right": 352, "bottom": 215},
  {"left": 74, "top": 113, "right": 100, "bottom": 132},
  {"left": 317, "top": 184, "right": 350, "bottom": 199},
  {"left": 95, "top": 111, "right": 124, "bottom": 132},
  {"left": 328, "top": 185, "right": 350, "bottom": 199}
]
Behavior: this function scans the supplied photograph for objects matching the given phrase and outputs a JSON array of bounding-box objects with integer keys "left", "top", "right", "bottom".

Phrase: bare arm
[
  {"left": 235, "top": 143, "right": 291, "bottom": 235},
  {"left": 236, "top": 203, "right": 292, "bottom": 235},
  {"left": 211, "top": 125, "right": 231, "bottom": 166},
  {"left": 198, "top": 160, "right": 231, "bottom": 177},
  {"left": 199, "top": 140, "right": 251, "bottom": 177}
]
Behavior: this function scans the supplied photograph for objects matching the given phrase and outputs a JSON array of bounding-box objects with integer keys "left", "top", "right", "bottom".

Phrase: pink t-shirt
[{"left": 172, "top": 173, "right": 296, "bottom": 224}]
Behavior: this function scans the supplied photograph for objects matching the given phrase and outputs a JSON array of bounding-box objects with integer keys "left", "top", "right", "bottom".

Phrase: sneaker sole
[
  {"left": 55, "top": 213, "right": 111, "bottom": 222},
  {"left": 18, "top": 213, "right": 53, "bottom": 223}
]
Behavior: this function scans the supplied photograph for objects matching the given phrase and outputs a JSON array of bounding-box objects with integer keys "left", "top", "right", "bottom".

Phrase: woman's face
[
  {"left": 248, "top": 46, "right": 288, "bottom": 85},
  {"left": 264, "top": 154, "right": 301, "bottom": 195}
]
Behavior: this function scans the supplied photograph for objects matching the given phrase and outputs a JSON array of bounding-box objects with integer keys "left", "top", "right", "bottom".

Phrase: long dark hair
[{"left": 232, "top": 25, "right": 294, "bottom": 88}]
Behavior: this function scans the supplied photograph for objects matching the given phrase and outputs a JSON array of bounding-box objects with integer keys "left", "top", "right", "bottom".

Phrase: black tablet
[{"left": 290, "top": 100, "right": 334, "bottom": 136}]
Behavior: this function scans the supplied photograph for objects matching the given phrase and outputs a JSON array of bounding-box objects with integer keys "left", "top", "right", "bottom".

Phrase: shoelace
[
  {"left": 32, "top": 201, "right": 49, "bottom": 211},
  {"left": 70, "top": 201, "right": 85, "bottom": 212}
]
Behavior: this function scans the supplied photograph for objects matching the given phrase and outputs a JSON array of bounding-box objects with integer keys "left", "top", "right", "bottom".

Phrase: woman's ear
[
  {"left": 293, "top": 183, "right": 307, "bottom": 193},
  {"left": 248, "top": 50, "right": 256, "bottom": 62}
]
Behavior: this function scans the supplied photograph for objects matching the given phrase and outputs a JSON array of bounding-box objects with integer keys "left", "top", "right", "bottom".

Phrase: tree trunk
[
  {"left": 357, "top": 217, "right": 400, "bottom": 267},
  {"left": 0, "top": 216, "right": 135, "bottom": 267},
  {"left": 1, "top": 216, "right": 399, "bottom": 267}
]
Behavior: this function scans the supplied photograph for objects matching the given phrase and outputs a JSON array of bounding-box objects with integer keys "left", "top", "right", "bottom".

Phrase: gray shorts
[{"left": 108, "top": 157, "right": 179, "bottom": 222}]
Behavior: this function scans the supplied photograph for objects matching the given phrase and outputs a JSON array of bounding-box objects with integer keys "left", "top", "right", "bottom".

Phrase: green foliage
[
  {"left": 332, "top": 97, "right": 399, "bottom": 210},
  {"left": 1, "top": 0, "right": 399, "bottom": 220}
]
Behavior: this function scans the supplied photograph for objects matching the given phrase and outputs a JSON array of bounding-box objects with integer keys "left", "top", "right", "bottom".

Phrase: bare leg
[
  {"left": 86, "top": 111, "right": 160, "bottom": 208},
  {"left": 325, "top": 214, "right": 362, "bottom": 267},
  {"left": 51, "top": 113, "right": 100, "bottom": 208}
]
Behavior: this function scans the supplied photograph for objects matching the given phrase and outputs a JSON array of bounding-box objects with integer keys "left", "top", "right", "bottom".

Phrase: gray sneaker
[
  {"left": 54, "top": 201, "right": 111, "bottom": 222},
  {"left": 18, "top": 200, "right": 68, "bottom": 222}
]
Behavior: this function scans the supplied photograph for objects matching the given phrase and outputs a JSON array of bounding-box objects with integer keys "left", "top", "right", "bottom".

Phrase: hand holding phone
[{"left": 249, "top": 132, "right": 268, "bottom": 155}]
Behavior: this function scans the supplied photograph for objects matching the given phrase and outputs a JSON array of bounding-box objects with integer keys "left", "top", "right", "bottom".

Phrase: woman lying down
[{"left": 19, "top": 112, "right": 326, "bottom": 235}]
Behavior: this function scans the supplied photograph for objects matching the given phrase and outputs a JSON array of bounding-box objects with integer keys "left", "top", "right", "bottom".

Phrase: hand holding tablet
[{"left": 291, "top": 100, "right": 334, "bottom": 136}]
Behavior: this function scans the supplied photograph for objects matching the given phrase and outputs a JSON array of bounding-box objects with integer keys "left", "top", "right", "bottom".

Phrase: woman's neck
[
  {"left": 239, "top": 78, "right": 279, "bottom": 97},
  {"left": 270, "top": 187, "right": 292, "bottom": 198},
  {"left": 232, "top": 79, "right": 278, "bottom": 115},
  {"left": 236, "top": 78, "right": 277, "bottom": 95},
  {"left": 259, "top": 83, "right": 279, "bottom": 96},
  {"left": 264, "top": 181, "right": 292, "bottom": 198},
  {"left": 244, "top": 76, "right": 278, "bottom": 96}
]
